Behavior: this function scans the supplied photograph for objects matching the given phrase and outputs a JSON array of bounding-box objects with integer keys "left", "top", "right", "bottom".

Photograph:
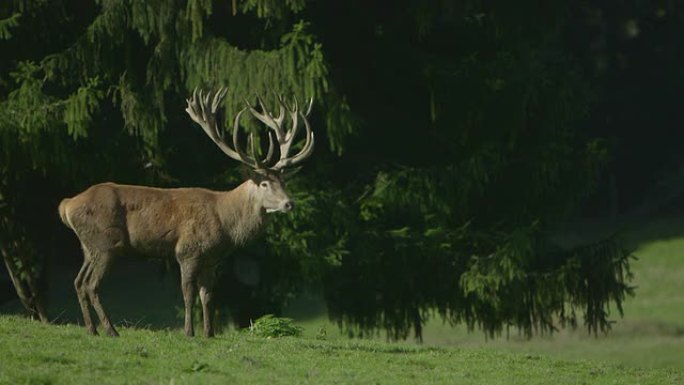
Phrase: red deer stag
[{"left": 58, "top": 88, "right": 314, "bottom": 337}]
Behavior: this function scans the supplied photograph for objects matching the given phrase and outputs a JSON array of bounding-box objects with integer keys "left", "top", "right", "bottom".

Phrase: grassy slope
[
  {"left": 451, "top": 217, "right": 684, "bottom": 369},
  {"left": 2, "top": 216, "right": 682, "bottom": 381},
  {"left": 0, "top": 315, "right": 681, "bottom": 385},
  {"left": 293, "top": 217, "right": 684, "bottom": 370}
]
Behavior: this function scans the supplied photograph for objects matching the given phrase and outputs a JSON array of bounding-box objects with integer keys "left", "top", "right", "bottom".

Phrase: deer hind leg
[
  {"left": 74, "top": 258, "right": 97, "bottom": 335},
  {"left": 198, "top": 270, "right": 217, "bottom": 338},
  {"left": 85, "top": 251, "right": 119, "bottom": 337},
  {"left": 179, "top": 261, "right": 199, "bottom": 337}
]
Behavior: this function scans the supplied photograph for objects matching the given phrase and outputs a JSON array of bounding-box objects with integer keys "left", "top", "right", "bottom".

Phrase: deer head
[{"left": 185, "top": 88, "right": 314, "bottom": 214}]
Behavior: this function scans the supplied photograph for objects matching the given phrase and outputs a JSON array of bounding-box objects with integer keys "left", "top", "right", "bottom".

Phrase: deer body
[
  {"left": 60, "top": 181, "right": 265, "bottom": 259},
  {"left": 60, "top": 88, "right": 313, "bottom": 337}
]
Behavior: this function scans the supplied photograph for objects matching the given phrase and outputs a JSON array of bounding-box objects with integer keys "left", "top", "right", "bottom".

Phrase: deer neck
[{"left": 217, "top": 180, "right": 264, "bottom": 245}]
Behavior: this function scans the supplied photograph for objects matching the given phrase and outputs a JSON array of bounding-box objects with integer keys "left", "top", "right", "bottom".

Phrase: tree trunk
[{"left": 0, "top": 239, "right": 48, "bottom": 323}]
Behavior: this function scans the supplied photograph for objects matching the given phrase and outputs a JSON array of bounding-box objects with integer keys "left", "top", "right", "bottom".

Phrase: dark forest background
[{"left": 1, "top": 0, "right": 682, "bottom": 340}]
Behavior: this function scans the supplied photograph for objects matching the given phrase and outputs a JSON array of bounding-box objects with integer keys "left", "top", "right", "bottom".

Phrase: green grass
[
  {"left": 292, "top": 216, "right": 684, "bottom": 370},
  {"left": 0, "top": 315, "right": 681, "bottom": 385},
  {"left": 3, "top": 215, "right": 684, "bottom": 382},
  {"left": 459, "top": 216, "right": 684, "bottom": 369}
]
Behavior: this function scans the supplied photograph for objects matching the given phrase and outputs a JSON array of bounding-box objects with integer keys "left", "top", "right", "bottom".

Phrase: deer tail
[{"left": 58, "top": 198, "right": 73, "bottom": 229}]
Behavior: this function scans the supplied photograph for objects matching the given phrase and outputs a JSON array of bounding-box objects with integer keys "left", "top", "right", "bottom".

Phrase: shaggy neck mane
[{"left": 218, "top": 181, "right": 264, "bottom": 245}]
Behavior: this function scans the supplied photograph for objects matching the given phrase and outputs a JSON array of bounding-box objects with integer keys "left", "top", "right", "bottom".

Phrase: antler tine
[
  {"left": 231, "top": 107, "right": 259, "bottom": 168},
  {"left": 230, "top": 105, "right": 271, "bottom": 169},
  {"left": 305, "top": 96, "right": 314, "bottom": 117},
  {"left": 263, "top": 130, "right": 276, "bottom": 164},
  {"left": 290, "top": 111, "right": 315, "bottom": 162},
  {"left": 242, "top": 124, "right": 275, "bottom": 168},
  {"left": 245, "top": 95, "right": 284, "bottom": 140},
  {"left": 273, "top": 95, "right": 300, "bottom": 157},
  {"left": 199, "top": 89, "right": 209, "bottom": 119},
  {"left": 190, "top": 87, "right": 199, "bottom": 106},
  {"left": 257, "top": 94, "right": 284, "bottom": 139},
  {"left": 271, "top": 105, "right": 315, "bottom": 171},
  {"left": 272, "top": 93, "right": 286, "bottom": 129},
  {"left": 249, "top": 132, "right": 269, "bottom": 169},
  {"left": 286, "top": 96, "right": 300, "bottom": 142},
  {"left": 211, "top": 87, "right": 227, "bottom": 113},
  {"left": 202, "top": 88, "right": 211, "bottom": 106}
]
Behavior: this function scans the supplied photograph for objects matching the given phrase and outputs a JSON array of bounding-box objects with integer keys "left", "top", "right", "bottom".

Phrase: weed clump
[{"left": 248, "top": 315, "right": 303, "bottom": 338}]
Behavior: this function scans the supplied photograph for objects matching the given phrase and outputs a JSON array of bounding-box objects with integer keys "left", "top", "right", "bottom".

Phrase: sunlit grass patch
[{"left": 0, "top": 315, "right": 681, "bottom": 385}]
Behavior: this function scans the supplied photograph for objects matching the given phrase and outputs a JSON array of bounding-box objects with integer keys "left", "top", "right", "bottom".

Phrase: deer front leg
[
  {"left": 198, "top": 286, "right": 214, "bottom": 337},
  {"left": 198, "top": 270, "right": 217, "bottom": 337},
  {"left": 179, "top": 261, "right": 198, "bottom": 337},
  {"left": 85, "top": 251, "right": 119, "bottom": 337}
]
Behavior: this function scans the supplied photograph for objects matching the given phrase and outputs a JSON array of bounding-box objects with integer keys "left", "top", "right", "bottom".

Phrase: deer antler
[
  {"left": 186, "top": 88, "right": 314, "bottom": 172},
  {"left": 245, "top": 93, "right": 315, "bottom": 171},
  {"left": 186, "top": 88, "right": 273, "bottom": 170}
]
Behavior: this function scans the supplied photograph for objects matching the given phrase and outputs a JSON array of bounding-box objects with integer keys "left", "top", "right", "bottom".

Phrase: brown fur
[{"left": 60, "top": 175, "right": 290, "bottom": 337}]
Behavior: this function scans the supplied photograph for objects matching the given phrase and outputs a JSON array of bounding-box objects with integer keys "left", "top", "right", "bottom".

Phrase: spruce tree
[{"left": 0, "top": 0, "right": 633, "bottom": 338}]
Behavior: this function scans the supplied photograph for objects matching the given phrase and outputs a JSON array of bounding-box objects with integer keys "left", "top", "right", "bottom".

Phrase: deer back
[{"left": 61, "top": 183, "right": 235, "bottom": 258}]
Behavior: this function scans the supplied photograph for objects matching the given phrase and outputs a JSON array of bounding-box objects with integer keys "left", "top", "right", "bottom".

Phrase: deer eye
[{"left": 260, "top": 181, "right": 269, "bottom": 188}]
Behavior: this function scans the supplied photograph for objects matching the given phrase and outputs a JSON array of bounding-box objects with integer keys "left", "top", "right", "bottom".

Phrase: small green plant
[
  {"left": 186, "top": 360, "right": 209, "bottom": 373},
  {"left": 248, "top": 314, "right": 303, "bottom": 338},
  {"left": 315, "top": 325, "right": 328, "bottom": 340}
]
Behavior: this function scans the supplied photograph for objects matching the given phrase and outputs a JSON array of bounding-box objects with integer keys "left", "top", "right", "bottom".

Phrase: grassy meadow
[
  {"left": 438, "top": 215, "right": 684, "bottom": 369},
  {"left": 292, "top": 216, "right": 684, "bottom": 370},
  {"left": 1, "top": 216, "right": 684, "bottom": 383},
  {"left": 0, "top": 315, "right": 682, "bottom": 385}
]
